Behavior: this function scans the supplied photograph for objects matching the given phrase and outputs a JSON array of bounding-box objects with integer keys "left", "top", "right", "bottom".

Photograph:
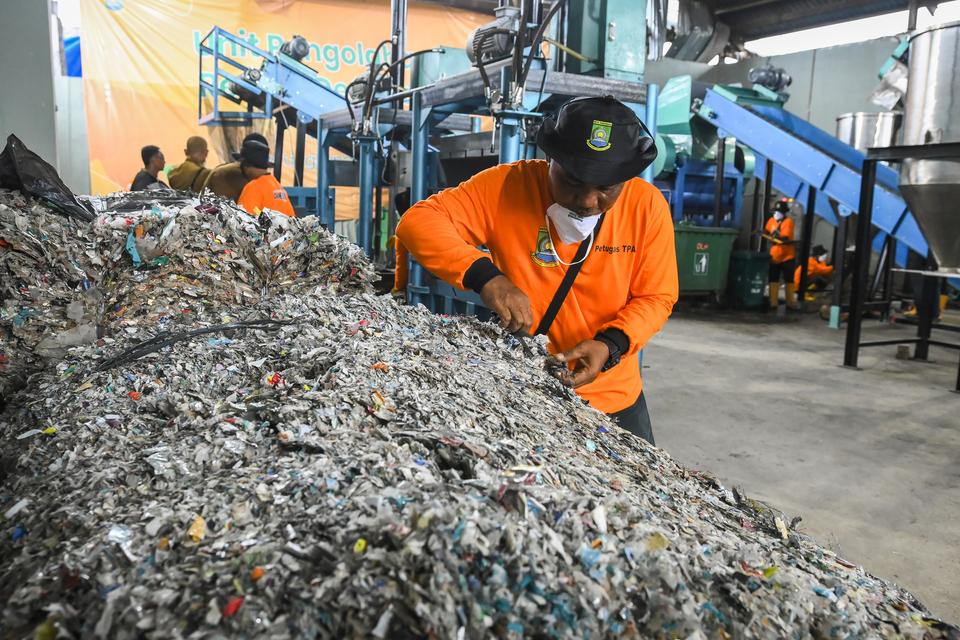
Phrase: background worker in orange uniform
[
  {"left": 794, "top": 244, "right": 834, "bottom": 299},
  {"left": 765, "top": 199, "right": 798, "bottom": 309},
  {"left": 236, "top": 140, "right": 295, "bottom": 217},
  {"left": 203, "top": 133, "right": 269, "bottom": 202},
  {"left": 396, "top": 96, "right": 678, "bottom": 444}
]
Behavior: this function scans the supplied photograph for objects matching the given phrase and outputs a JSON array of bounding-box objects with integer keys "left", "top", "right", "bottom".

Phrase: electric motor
[
  {"left": 465, "top": 5, "right": 520, "bottom": 64},
  {"left": 280, "top": 35, "right": 310, "bottom": 62},
  {"left": 749, "top": 65, "right": 792, "bottom": 93}
]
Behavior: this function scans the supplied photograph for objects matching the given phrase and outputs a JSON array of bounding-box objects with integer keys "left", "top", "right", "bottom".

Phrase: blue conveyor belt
[{"left": 700, "top": 89, "right": 928, "bottom": 261}]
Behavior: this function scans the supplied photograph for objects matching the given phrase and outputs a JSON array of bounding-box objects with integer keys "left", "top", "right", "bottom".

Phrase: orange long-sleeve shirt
[
  {"left": 396, "top": 160, "right": 678, "bottom": 414},
  {"left": 794, "top": 258, "right": 834, "bottom": 288},
  {"left": 765, "top": 216, "right": 796, "bottom": 263},
  {"left": 394, "top": 240, "right": 410, "bottom": 292},
  {"left": 238, "top": 174, "right": 295, "bottom": 217}
]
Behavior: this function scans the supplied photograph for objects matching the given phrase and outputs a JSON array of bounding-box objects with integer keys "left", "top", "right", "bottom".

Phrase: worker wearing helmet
[
  {"left": 765, "top": 199, "right": 798, "bottom": 309},
  {"left": 396, "top": 96, "right": 679, "bottom": 445},
  {"left": 794, "top": 244, "right": 834, "bottom": 300}
]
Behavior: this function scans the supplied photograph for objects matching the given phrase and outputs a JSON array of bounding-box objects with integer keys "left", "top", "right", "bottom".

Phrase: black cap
[
  {"left": 812, "top": 244, "right": 828, "bottom": 257},
  {"left": 232, "top": 133, "right": 270, "bottom": 161},
  {"left": 773, "top": 199, "right": 791, "bottom": 214},
  {"left": 236, "top": 140, "right": 273, "bottom": 169},
  {"left": 243, "top": 132, "right": 268, "bottom": 146},
  {"left": 141, "top": 145, "right": 161, "bottom": 166},
  {"left": 536, "top": 95, "right": 657, "bottom": 185}
]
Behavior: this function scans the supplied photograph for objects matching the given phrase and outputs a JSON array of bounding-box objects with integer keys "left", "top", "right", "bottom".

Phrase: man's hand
[
  {"left": 547, "top": 339, "right": 610, "bottom": 388},
  {"left": 480, "top": 275, "right": 534, "bottom": 334}
]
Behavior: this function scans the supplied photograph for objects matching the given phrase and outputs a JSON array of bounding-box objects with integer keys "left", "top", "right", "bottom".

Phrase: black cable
[
  {"left": 519, "top": 0, "right": 567, "bottom": 90},
  {"left": 342, "top": 79, "right": 367, "bottom": 131},
  {"left": 362, "top": 39, "right": 393, "bottom": 123},
  {"left": 511, "top": 0, "right": 531, "bottom": 88},
  {"left": 362, "top": 62, "right": 392, "bottom": 123},
  {"left": 96, "top": 319, "right": 291, "bottom": 371},
  {"left": 523, "top": 64, "right": 549, "bottom": 160},
  {"left": 474, "top": 28, "right": 516, "bottom": 102},
  {"left": 366, "top": 48, "right": 444, "bottom": 119}
]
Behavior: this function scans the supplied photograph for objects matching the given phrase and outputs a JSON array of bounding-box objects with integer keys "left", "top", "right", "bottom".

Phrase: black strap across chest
[{"left": 534, "top": 213, "right": 606, "bottom": 336}]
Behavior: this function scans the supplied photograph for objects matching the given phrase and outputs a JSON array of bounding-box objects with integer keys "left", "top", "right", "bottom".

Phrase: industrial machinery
[
  {"left": 195, "top": 1, "right": 954, "bottom": 321},
  {"left": 354, "top": 0, "right": 660, "bottom": 311},
  {"left": 898, "top": 20, "right": 960, "bottom": 273},
  {"left": 652, "top": 74, "right": 764, "bottom": 229},
  {"left": 835, "top": 112, "right": 901, "bottom": 153},
  {"left": 842, "top": 20, "right": 960, "bottom": 392}
]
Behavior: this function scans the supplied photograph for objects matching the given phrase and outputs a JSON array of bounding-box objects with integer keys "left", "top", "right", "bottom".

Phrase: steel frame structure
[{"left": 843, "top": 142, "right": 960, "bottom": 392}]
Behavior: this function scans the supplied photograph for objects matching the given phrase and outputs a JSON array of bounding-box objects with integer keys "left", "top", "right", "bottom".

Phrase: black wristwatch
[{"left": 595, "top": 329, "right": 628, "bottom": 372}]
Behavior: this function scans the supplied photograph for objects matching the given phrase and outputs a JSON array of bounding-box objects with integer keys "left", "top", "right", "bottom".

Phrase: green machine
[
  {"left": 565, "top": 0, "right": 647, "bottom": 81},
  {"left": 652, "top": 74, "right": 789, "bottom": 298},
  {"left": 653, "top": 74, "right": 789, "bottom": 179}
]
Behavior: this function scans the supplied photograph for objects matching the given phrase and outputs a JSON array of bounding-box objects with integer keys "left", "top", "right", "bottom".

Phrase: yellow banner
[{"left": 80, "top": 0, "right": 485, "bottom": 195}]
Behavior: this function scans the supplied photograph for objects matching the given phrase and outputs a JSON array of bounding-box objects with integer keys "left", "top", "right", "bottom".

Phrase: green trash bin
[
  {"left": 728, "top": 251, "right": 770, "bottom": 309},
  {"left": 674, "top": 224, "right": 739, "bottom": 295}
]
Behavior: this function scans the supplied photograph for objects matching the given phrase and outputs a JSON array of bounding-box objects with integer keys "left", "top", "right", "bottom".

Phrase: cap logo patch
[{"left": 586, "top": 120, "right": 613, "bottom": 151}]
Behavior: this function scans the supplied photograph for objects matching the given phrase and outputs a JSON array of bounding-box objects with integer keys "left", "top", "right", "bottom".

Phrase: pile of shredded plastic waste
[
  {"left": 1, "top": 190, "right": 957, "bottom": 639},
  {"left": 0, "top": 189, "right": 372, "bottom": 394}
]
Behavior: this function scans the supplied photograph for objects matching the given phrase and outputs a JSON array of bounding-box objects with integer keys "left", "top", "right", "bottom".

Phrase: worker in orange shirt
[
  {"left": 765, "top": 199, "right": 798, "bottom": 309},
  {"left": 397, "top": 96, "right": 678, "bottom": 444},
  {"left": 794, "top": 244, "right": 834, "bottom": 300},
  {"left": 236, "top": 140, "right": 295, "bottom": 217}
]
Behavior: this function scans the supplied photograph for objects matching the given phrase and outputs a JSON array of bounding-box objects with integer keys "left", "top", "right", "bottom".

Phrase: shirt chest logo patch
[{"left": 531, "top": 228, "right": 559, "bottom": 267}]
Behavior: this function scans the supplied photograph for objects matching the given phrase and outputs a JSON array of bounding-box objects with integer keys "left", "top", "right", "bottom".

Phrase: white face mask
[
  {"left": 817, "top": 254, "right": 829, "bottom": 263},
  {"left": 546, "top": 203, "right": 601, "bottom": 245},
  {"left": 773, "top": 211, "right": 785, "bottom": 222}
]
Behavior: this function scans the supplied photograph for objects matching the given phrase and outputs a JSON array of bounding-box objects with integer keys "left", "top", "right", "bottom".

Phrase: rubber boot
[
  {"left": 786, "top": 283, "right": 800, "bottom": 310},
  {"left": 769, "top": 282, "right": 780, "bottom": 309}
]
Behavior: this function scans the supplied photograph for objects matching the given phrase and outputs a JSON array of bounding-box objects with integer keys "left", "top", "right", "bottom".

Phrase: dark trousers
[
  {"left": 610, "top": 392, "right": 654, "bottom": 445},
  {"left": 768, "top": 259, "right": 796, "bottom": 284}
]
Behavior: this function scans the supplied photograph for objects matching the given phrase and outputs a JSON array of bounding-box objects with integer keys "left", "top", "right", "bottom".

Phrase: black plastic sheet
[{"left": 0, "top": 134, "right": 93, "bottom": 222}]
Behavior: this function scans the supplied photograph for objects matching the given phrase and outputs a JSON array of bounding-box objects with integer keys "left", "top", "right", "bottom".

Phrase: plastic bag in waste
[{"left": 0, "top": 134, "right": 93, "bottom": 221}]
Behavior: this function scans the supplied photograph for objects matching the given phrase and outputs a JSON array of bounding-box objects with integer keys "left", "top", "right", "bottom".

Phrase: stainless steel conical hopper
[{"left": 899, "top": 20, "right": 960, "bottom": 272}]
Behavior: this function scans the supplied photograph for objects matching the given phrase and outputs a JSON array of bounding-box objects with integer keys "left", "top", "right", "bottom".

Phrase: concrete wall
[
  {"left": 0, "top": 0, "right": 90, "bottom": 194},
  {"left": 0, "top": 0, "right": 58, "bottom": 164},
  {"left": 761, "top": 37, "right": 898, "bottom": 132},
  {"left": 52, "top": 60, "right": 91, "bottom": 194}
]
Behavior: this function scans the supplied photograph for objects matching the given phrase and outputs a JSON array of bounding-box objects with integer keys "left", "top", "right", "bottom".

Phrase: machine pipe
[
  {"left": 316, "top": 127, "right": 333, "bottom": 230},
  {"left": 844, "top": 159, "right": 877, "bottom": 368},
  {"left": 915, "top": 255, "right": 940, "bottom": 361},
  {"left": 712, "top": 137, "right": 726, "bottom": 227},
  {"left": 760, "top": 159, "right": 773, "bottom": 252},
  {"left": 273, "top": 117, "right": 286, "bottom": 181},
  {"left": 390, "top": 0, "right": 407, "bottom": 91},
  {"left": 797, "top": 184, "right": 816, "bottom": 302},
  {"left": 294, "top": 124, "right": 307, "bottom": 187},
  {"left": 641, "top": 83, "right": 659, "bottom": 183},
  {"left": 409, "top": 91, "right": 430, "bottom": 307},
  {"left": 498, "top": 114, "right": 523, "bottom": 164},
  {"left": 357, "top": 136, "right": 377, "bottom": 255},
  {"left": 829, "top": 215, "right": 847, "bottom": 328}
]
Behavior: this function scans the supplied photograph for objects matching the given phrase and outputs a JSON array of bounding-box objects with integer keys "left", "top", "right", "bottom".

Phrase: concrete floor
[{"left": 643, "top": 310, "right": 960, "bottom": 623}]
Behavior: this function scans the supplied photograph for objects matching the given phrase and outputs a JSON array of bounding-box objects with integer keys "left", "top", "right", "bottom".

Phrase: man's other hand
[
  {"left": 480, "top": 275, "right": 533, "bottom": 335},
  {"left": 547, "top": 339, "right": 610, "bottom": 388}
]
